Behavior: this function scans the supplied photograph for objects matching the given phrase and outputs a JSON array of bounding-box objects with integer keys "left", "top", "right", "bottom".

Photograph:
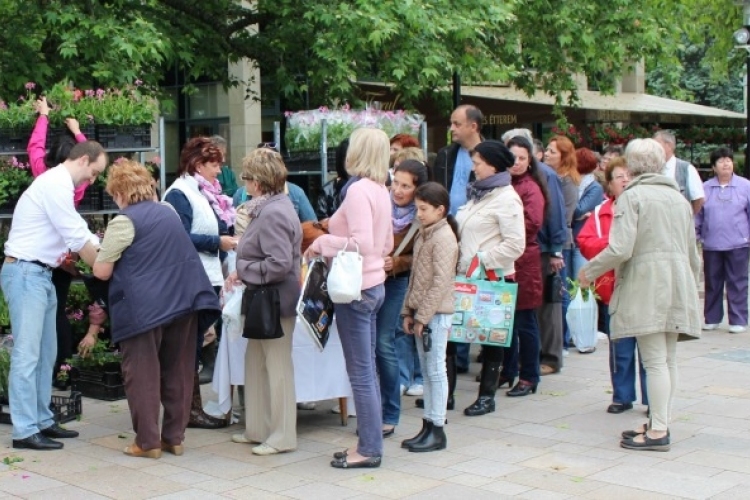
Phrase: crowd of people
[{"left": 2, "top": 100, "right": 744, "bottom": 464}]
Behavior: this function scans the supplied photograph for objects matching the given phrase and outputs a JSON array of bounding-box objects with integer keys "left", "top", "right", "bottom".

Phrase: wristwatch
[{"left": 551, "top": 252, "right": 563, "bottom": 259}]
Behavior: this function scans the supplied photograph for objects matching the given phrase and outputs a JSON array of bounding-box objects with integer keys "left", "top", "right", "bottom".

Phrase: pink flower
[
  {"left": 0, "top": 101, "right": 6, "bottom": 110},
  {"left": 96, "top": 89, "right": 105, "bottom": 99},
  {"left": 24, "top": 82, "right": 36, "bottom": 90},
  {"left": 150, "top": 156, "right": 161, "bottom": 165},
  {"left": 85, "top": 89, "right": 95, "bottom": 97},
  {"left": 134, "top": 79, "right": 143, "bottom": 86},
  {"left": 18, "top": 96, "right": 25, "bottom": 102}
]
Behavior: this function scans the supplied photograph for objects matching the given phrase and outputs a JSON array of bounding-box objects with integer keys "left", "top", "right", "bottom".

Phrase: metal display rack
[{"left": 0, "top": 117, "right": 166, "bottom": 220}]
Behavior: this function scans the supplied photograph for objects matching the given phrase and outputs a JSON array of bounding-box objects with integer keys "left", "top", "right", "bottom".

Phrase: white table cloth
[{"left": 212, "top": 318, "right": 352, "bottom": 414}]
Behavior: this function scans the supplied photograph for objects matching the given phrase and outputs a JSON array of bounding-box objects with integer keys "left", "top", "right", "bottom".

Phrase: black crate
[
  {"left": 0, "top": 392, "right": 83, "bottom": 424},
  {"left": 78, "top": 187, "right": 101, "bottom": 211},
  {"left": 70, "top": 367, "right": 126, "bottom": 401},
  {"left": 284, "top": 148, "right": 337, "bottom": 173},
  {"left": 0, "top": 128, "right": 29, "bottom": 153},
  {"left": 101, "top": 191, "right": 118, "bottom": 211},
  {"left": 96, "top": 124, "right": 151, "bottom": 149},
  {"left": 51, "top": 391, "right": 83, "bottom": 424},
  {"left": 71, "top": 379, "right": 126, "bottom": 401},
  {"left": 47, "top": 125, "right": 96, "bottom": 146}
]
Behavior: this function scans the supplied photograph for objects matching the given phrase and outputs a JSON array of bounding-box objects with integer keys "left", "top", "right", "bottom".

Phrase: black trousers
[{"left": 52, "top": 269, "right": 73, "bottom": 376}]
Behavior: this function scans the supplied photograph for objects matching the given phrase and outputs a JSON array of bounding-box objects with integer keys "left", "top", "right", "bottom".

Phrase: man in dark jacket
[
  {"left": 502, "top": 128, "right": 567, "bottom": 375},
  {"left": 433, "top": 105, "right": 484, "bottom": 377}
]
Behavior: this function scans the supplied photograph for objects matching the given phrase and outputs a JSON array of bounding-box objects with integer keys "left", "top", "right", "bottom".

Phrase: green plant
[
  {"left": 0, "top": 337, "right": 12, "bottom": 400},
  {"left": 0, "top": 83, "right": 36, "bottom": 129},
  {"left": 63, "top": 339, "right": 121, "bottom": 373},
  {"left": 0, "top": 157, "right": 33, "bottom": 206},
  {"left": 0, "top": 288, "right": 9, "bottom": 328},
  {"left": 567, "top": 278, "right": 599, "bottom": 302}
]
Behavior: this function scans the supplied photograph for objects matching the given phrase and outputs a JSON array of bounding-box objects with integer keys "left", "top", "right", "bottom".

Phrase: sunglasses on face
[{"left": 257, "top": 142, "right": 279, "bottom": 152}]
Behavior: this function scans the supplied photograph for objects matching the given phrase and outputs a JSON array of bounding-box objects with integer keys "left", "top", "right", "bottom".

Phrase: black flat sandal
[
  {"left": 620, "top": 433, "right": 670, "bottom": 452},
  {"left": 331, "top": 455, "right": 382, "bottom": 468}
]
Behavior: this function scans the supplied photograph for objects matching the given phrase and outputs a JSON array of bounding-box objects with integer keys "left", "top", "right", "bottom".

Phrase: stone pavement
[{"left": 1, "top": 321, "right": 750, "bottom": 499}]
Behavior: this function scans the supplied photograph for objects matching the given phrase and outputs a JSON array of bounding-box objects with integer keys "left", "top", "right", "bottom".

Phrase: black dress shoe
[
  {"left": 13, "top": 433, "right": 63, "bottom": 450},
  {"left": 382, "top": 426, "right": 395, "bottom": 438},
  {"left": 607, "top": 402, "right": 633, "bottom": 414},
  {"left": 41, "top": 423, "right": 79, "bottom": 439},
  {"left": 331, "top": 455, "right": 382, "bottom": 468},
  {"left": 507, "top": 381, "right": 538, "bottom": 397}
]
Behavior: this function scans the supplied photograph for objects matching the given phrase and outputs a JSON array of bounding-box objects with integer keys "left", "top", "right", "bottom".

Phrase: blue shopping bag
[{"left": 450, "top": 256, "right": 518, "bottom": 348}]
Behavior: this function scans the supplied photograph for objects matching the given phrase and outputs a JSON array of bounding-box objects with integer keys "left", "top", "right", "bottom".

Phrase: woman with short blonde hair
[
  {"left": 346, "top": 128, "right": 390, "bottom": 184},
  {"left": 241, "top": 149, "right": 288, "bottom": 195}
]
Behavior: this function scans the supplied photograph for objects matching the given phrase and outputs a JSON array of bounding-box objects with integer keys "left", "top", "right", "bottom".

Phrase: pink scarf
[{"left": 194, "top": 173, "right": 236, "bottom": 227}]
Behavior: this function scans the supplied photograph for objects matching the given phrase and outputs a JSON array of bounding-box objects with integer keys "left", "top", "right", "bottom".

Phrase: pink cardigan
[
  {"left": 28, "top": 115, "right": 90, "bottom": 207},
  {"left": 310, "top": 178, "right": 394, "bottom": 290}
]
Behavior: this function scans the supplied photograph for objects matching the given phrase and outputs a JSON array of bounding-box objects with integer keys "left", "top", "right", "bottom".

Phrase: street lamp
[{"left": 735, "top": 0, "right": 750, "bottom": 177}]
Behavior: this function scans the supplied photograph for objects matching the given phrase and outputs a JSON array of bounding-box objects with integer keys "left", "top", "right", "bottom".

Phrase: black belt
[{"left": 4, "top": 257, "right": 53, "bottom": 271}]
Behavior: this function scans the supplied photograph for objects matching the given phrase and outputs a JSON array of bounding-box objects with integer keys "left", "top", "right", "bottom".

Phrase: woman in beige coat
[
  {"left": 456, "top": 140, "right": 526, "bottom": 417},
  {"left": 579, "top": 138, "right": 701, "bottom": 452}
]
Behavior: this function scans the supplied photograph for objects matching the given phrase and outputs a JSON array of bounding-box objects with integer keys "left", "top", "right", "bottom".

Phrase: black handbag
[
  {"left": 544, "top": 272, "right": 565, "bottom": 304},
  {"left": 242, "top": 270, "right": 284, "bottom": 340}
]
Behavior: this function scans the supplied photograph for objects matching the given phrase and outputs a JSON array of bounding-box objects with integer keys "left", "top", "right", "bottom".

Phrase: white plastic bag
[
  {"left": 327, "top": 242, "right": 362, "bottom": 304},
  {"left": 222, "top": 284, "right": 246, "bottom": 341},
  {"left": 566, "top": 288, "right": 598, "bottom": 353}
]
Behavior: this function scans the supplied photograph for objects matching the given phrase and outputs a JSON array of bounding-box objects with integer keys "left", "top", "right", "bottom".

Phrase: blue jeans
[
  {"left": 335, "top": 285, "right": 385, "bottom": 457},
  {"left": 396, "top": 330, "right": 422, "bottom": 387},
  {"left": 375, "top": 276, "right": 408, "bottom": 426},
  {"left": 1, "top": 261, "right": 57, "bottom": 439},
  {"left": 502, "top": 309, "right": 541, "bottom": 384},
  {"left": 600, "top": 302, "right": 648, "bottom": 405},
  {"left": 416, "top": 314, "right": 449, "bottom": 425},
  {"left": 454, "top": 342, "right": 471, "bottom": 371}
]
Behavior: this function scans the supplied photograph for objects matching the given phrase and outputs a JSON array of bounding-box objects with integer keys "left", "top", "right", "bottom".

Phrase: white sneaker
[
  {"left": 252, "top": 443, "right": 281, "bottom": 456},
  {"left": 702, "top": 324, "right": 720, "bottom": 330},
  {"left": 405, "top": 384, "right": 424, "bottom": 396},
  {"left": 729, "top": 325, "right": 747, "bottom": 334},
  {"left": 331, "top": 404, "right": 356, "bottom": 417},
  {"left": 562, "top": 348, "right": 569, "bottom": 357},
  {"left": 400, "top": 384, "right": 406, "bottom": 395}
]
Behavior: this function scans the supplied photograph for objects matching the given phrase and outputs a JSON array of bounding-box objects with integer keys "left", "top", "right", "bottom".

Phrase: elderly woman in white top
[
  {"left": 164, "top": 137, "right": 238, "bottom": 429},
  {"left": 579, "top": 138, "right": 701, "bottom": 452},
  {"left": 458, "top": 140, "right": 526, "bottom": 417}
]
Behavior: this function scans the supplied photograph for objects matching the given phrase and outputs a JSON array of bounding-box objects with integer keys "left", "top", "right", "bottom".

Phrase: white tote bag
[{"left": 327, "top": 242, "right": 363, "bottom": 304}]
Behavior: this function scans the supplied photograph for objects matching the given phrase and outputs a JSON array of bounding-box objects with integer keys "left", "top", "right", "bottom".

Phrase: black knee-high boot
[{"left": 463, "top": 361, "right": 501, "bottom": 416}]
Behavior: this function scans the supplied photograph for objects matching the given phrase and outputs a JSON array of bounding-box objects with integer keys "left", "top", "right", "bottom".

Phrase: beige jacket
[
  {"left": 402, "top": 219, "right": 459, "bottom": 325},
  {"left": 582, "top": 174, "right": 701, "bottom": 340},
  {"left": 456, "top": 185, "right": 526, "bottom": 275}
]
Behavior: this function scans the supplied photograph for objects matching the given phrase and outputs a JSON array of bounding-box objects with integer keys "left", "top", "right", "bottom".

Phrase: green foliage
[
  {"left": 0, "top": 157, "right": 33, "bottom": 207},
  {"left": 0, "top": 288, "right": 9, "bottom": 328},
  {"left": 567, "top": 278, "right": 599, "bottom": 302},
  {"left": 0, "top": 0, "right": 696, "bottom": 116},
  {"left": 67, "top": 340, "right": 121, "bottom": 371}
]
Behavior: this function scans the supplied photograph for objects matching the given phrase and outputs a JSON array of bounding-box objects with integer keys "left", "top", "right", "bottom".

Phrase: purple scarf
[
  {"left": 391, "top": 191, "right": 416, "bottom": 233},
  {"left": 194, "top": 173, "right": 236, "bottom": 227}
]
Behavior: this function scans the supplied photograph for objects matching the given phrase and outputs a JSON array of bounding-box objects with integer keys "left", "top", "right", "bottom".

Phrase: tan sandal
[
  {"left": 161, "top": 441, "right": 184, "bottom": 456},
  {"left": 124, "top": 443, "right": 162, "bottom": 459}
]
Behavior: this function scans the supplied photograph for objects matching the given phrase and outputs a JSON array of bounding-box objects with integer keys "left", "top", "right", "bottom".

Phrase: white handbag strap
[
  {"left": 340, "top": 240, "right": 360, "bottom": 255},
  {"left": 594, "top": 203, "right": 603, "bottom": 238},
  {"left": 393, "top": 221, "right": 420, "bottom": 258}
]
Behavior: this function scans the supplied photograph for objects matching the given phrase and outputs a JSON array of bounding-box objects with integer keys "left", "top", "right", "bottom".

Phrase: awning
[{"left": 462, "top": 86, "right": 746, "bottom": 126}]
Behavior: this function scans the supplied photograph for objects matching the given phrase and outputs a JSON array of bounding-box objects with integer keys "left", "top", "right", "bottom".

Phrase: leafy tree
[{"left": 0, "top": 0, "right": 732, "bottom": 113}]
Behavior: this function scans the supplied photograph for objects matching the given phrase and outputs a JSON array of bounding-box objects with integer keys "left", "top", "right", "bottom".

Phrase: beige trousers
[
  {"left": 243, "top": 316, "right": 297, "bottom": 451},
  {"left": 636, "top": 332, "right": 678, "bottom": 432}
]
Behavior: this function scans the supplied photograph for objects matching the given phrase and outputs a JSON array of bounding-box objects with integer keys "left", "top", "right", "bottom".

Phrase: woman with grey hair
[{"left": 578, "top": 138, "right": 701, "bottom": 452}]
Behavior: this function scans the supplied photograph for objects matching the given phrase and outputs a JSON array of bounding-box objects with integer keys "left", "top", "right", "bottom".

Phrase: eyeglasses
[
  {"left": 241, "top": 175, "right": 254, "bottom": 181},
  {"left": 257, "top": 142, "right": 278, "bottom": 152}
]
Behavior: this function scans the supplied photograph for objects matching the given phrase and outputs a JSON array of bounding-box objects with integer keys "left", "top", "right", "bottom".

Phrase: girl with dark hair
[
  {"left": 400, "top": 182, "right": 458, "bottom": 452},
  {"left": 316, "top": 139, "right": 351, "bottom": 219},
  {"left": 503, "top": 136, "right": 547, "bottom": 396},
  {"left": 376, "top": 159, "right": 430, "bottom": 436},
  {"left": 27, "top": 96, "right": 92, "bottom": 389}
]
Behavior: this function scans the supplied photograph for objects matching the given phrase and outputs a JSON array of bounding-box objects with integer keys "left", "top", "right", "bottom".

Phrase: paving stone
[{"left": 589, "top": 464, "right": 737, "bottom": 499}]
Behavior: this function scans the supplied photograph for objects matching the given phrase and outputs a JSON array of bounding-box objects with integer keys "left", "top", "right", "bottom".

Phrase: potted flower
[
  {"left": 0, "top": 156, "right": 33, "bottom": 212},
  {"left": 61, "top": 339, "right": 125, "bottom": 401}
]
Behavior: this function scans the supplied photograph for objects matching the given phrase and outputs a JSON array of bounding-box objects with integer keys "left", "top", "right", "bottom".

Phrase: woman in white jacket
[{"left": 457, "top": 140, "right": 526, "bottom": 417}]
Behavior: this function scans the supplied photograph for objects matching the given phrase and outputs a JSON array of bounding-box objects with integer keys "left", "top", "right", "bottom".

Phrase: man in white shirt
[
  {"left": 1, "top": 141, "right": 106, "bottom": 450},
  {"left": 654, "top": 131, "right": 705, "bottom": 214}
]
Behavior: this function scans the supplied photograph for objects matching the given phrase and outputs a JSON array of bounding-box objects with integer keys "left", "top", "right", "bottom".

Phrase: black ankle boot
[
  {"left": 464, "top": 361, "right": 501, "bottom": 417},
  {"left": 408, "top": 423, "right": 446, "bottom": 452},
  {"left": 401, "top": 419, "right": 432, "bottom": 449}
]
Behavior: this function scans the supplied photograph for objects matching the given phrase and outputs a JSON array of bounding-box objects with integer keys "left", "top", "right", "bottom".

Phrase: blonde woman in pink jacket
[{"left": 306, "top": 128, "right": 394, "bottom": 469}]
